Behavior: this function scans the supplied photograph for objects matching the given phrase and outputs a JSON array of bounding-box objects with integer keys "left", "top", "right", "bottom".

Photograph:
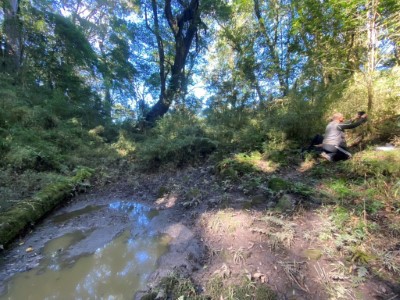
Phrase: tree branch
[
  {"left": 144, "top": 4, "right": 154, "bottom": 34},
  {"left": 149, "top": 0, "right": 166, "bottom": 96},
  {"left": 165, "top": 0, "right": 178, "bottom": 35}
]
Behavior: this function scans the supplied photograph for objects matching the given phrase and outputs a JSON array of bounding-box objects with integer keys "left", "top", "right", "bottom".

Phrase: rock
[{"left": 253, "top": 271, "right": 268, "bottom": 283}]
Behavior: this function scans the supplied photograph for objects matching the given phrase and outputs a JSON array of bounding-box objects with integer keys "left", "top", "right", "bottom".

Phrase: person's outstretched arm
[{"left": 338, "top": 114, "right": 368, "bottom": 130}]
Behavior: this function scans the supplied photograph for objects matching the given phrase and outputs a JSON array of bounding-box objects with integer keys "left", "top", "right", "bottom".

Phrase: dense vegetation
[{"left": 1, "top": 0, "right": 399, "bottom": 297}]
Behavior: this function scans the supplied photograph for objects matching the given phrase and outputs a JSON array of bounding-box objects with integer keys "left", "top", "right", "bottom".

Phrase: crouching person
[{"left": 321, "top": 112, "right": 368, "bottom": 162}]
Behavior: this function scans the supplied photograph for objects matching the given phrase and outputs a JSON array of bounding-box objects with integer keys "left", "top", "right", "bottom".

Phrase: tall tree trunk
[
  {"left": 1, "top": 0, "right": 22, "bottom": 74},
  {"left": 144, "top": 0, "right": 200, "bottom": 126},
  {"left": 253, "top": 0, "right": 289, "bottom": 97},
  {"left": 366, "top": 0, "right": 378, "bottom": 114}
]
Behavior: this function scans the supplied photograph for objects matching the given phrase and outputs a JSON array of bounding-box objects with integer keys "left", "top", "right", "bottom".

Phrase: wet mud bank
[{"left": 0, "top": 188, "right": 203, "bottom": 299}]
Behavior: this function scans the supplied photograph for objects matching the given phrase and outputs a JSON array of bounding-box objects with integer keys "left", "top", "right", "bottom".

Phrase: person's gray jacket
[{"left": 323, "top": 118, "right": 367, "bottom": 147}]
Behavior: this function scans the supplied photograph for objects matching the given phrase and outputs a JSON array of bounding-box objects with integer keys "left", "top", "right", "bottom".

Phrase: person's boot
[{"left": 320, "top": 152, "right": 332, "bottom": 161}]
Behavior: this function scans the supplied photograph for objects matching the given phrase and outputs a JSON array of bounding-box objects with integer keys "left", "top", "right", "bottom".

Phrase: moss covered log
[{"left": 0, "top": 167, "right": 94, "bottom": 247}]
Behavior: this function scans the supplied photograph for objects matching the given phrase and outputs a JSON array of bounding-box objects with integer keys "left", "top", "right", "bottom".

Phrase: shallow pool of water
[
  {"left": 51, "top": 204, "right": 105, "bottom": 224},
  {"left": 0, "top": 201, "right": 168, "bottom": 300}
]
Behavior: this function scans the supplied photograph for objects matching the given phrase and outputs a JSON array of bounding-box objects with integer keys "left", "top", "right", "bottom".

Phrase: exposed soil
[
  {"left": 127, "top": 164, "right": 400, "bottom": 300},
  {"left": 1, "top": 163, "right": 400, "bottom": 300}
]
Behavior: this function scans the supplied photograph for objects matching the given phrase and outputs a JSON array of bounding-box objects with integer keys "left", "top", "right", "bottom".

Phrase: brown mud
[{"left": 1, "top": 164, "right": 399, "bottom": 299}]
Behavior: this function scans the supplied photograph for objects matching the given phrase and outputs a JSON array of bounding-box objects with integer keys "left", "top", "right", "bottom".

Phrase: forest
[{"left": 1, "top": 0, "right": 400, "bottom": 299}]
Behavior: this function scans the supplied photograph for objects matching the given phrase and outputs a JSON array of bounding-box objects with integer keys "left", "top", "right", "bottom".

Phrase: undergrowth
[
  {"left": 311, "top": 147, "right": 400, "bottom": 287},
  {"left": 135, "top": 113, "right": 217, "bottom": 169},
  {"left": 0, "top": 78, "right": 124, "bottom": 215},
  {"left": 140, "top": 272, "right": 277, "bottom": 300}
]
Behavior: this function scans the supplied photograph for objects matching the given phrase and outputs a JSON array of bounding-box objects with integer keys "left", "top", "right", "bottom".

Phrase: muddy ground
[{"left": 1, "top": 163, "right": 399, "bottom": 299}]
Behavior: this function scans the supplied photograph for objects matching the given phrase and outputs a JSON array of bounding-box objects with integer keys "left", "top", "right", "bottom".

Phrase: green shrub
[
  {"left": 23, "top": 106, "right": 59, "bottom": 129},
  {"left": 217, "top": 152, "right": 264, "bottom": 180},
  {"left": 42, "top": 128, "right": 82, "bottom": 152},
  {"left": 0, "top": 76, "right": 17, "bottom": 108},
  {"left": 136, "top": 112, "right": 217, "bottom": 168},
  {"left": 373, "top": 115, "right": 400, "bottom": 142},
  {"left": 5, "top": 144, "right": 62, "bottom": 172},
  {"left": 268, "top": 176, "right": 290, "bottom": 191},
  {"left": 290, "top": 182, "right": 315, "bottom": 197},
  {"left": 261, "top": 129, "right": 301, "bottom": 166},
  {"left": 229, "top": 119, "right": 267, "bottom": 152},
  {"left": 0, "top": 136, "right": 10, "bottom": 157},
  {"left": 327, "top": 178, "right": 356, "bottom": 201},
  {"left": 205, "top": 107, "right": 271, "bottom": 153},
  {"left": 9, "top": 106, "right": 31, "bottom": 124},
  {"left": 5, "top": 145, "right": 39, "bottom": 170},
  {"left": 347, "top": 149, "right": 400, "bottom": 178},
  {"left": 137, "top": 135, "right": 217, "bottom": 169},
  {"left": 111, "top": 130, "right": 137, "bottom": 157},
  {"left": 0, "top": 169, "right": 68, "bottom": 212},
  {"left": 1, "top": 118, "right": 116, "bottom": 173}
]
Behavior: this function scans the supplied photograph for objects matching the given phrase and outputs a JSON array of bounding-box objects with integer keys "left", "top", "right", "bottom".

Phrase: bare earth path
[
  {"left": 1, "top": 163, "right": 399, "bottom": 299},
  {"left": 126, "top": 164, "right": 400, "bottom": 299}
]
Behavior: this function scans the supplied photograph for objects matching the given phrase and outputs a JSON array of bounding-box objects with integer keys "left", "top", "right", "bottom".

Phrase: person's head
[{"left": 331, "top": 112, "right": 344, "bottom": 122}]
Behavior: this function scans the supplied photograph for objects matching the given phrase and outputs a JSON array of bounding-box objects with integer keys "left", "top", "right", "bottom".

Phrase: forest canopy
[
  {"left": 1, "top": 0, "right": 399, "bottom": 187},
  {"left": 0, "top": 0, "right": 399, "bottom": 174},
  {"left": 1, "top": 0, "right": 398, "bottom": 125}
]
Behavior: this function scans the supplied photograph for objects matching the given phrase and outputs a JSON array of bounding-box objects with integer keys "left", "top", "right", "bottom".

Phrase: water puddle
[
  {"left": 0, "top": 201, "right": 169, "bottom": 300},
  {"left": 51, "top": 204, "right": 105, "bottom": 223},
  {"left": 109, "top": 201, "right": 159, "bottom": 228}
]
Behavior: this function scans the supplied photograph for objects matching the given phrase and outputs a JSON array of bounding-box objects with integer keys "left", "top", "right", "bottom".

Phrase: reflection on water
[
  {"left": 108, "top": 201, "right": 159, "bottom": 227},
  {"left": 0, "top": 202, "right": 168, "bottom": 300},
  {"left": 43, "top": 231, "right": 87, "bottom": 256},
  {"left": 43, "top": 230, "right": 88, "bottom": 272},
  {"left": 51, "top": 205, "right": 105, "bottom": 224}
]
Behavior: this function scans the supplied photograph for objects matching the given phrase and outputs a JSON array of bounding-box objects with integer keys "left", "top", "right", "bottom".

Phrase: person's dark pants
[
  {"left": 322, "top": 144, "right": 350, "bottom": 161},
  {"left": 305, "top": 134, "right": 324, "bottom": 152}
]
